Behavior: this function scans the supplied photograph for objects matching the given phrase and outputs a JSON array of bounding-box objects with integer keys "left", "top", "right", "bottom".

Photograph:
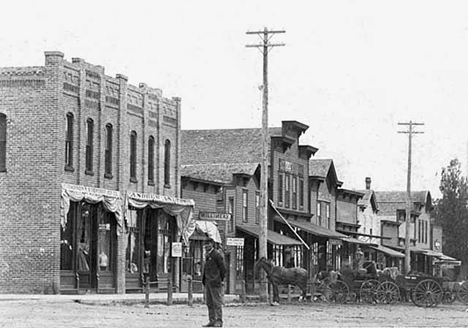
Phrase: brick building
[{"left": 0, "top": 51, "right": 193, "bottom": 294}]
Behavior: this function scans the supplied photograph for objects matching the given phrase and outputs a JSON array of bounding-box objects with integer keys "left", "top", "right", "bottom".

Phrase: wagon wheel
[
  {"left": 457, "top": 281, "right": 468, "bottom": 304},
  {"left": 360, "top": 279, "right": 379, "bottom": 304},
  {"left": 325, "top": 280, "right": 349, "bottom": 303},
  {"left": 442, "top": 291, "right": 456, "bottom": 304},
  {"left": 411, "top": 279, "right": 443, "bottom": 308},
  {"left": 375, "top": 281, "right": 400, "bottom": 304}
]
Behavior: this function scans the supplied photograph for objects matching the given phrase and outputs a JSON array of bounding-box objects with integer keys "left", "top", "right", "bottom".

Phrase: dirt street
[{"left": 1, "top": 299, "right": 468, "bottom": 328}]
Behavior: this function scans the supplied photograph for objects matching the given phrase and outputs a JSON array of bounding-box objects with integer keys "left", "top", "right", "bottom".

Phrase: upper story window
[
  {"left": 285, "top": 174, "right": 290, "bottom": 208},
  {"left": 148, "top": 136, "right": 155, "bottom": 184},
  {"left": 277, "top": 172, "right": 284, "bottom": 206},
  {"left": 299, "top": 178, "right": 304, "bottom": 209},
  {"left": 65, "top": 113, "right": 74, "bottom": 171},
  {"left": 292, "top": 177, "right": 297, "bottom": 210},
  {"left": 85, "top": 118, "right": 94, "bottom": 174},
  {"left": 255, "top": 191, "right": 260, "bottom": 224},
  {"left": 164, "top": 139, "right": 171, "bottom": 188},
  {"left": 242, "top": 189, "right": 248, "bottom": 223},
  {"left": 326, "top": 203, "right": 331, "bottom": 229},
  {"left": 228, "top": 197, "right": 235, "bottom": 232},
  {"left": 317, "top": 202, "right": 322, "bottom": 226},
  {"left": 104, "top": 124, "right": 113, "bottom": 178},
  {"left": 0, "top": 113, "right": 6, "bottom": 172},
  {"left": 130, "top": 131, "right": 137, "bottom": 182}
]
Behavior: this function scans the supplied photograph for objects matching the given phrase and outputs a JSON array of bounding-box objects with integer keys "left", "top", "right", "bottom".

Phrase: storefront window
[
  {"left": 77, "top": 204, "right": 91, "bottom": 272},
  {"left": 157, "top": 215, "right": 171, "bottom": 274},
  {"left": 98, "top": 210, "right": 113, "bottom": 271},
  {"left": 60, "top": 204, "right": 75, "bottom": 271},
  {"left": 236, "top": 246, "right": 244, "bottom": 279},
  {"left": 126, "top": 209, "right": 140, "bottom": 273}
]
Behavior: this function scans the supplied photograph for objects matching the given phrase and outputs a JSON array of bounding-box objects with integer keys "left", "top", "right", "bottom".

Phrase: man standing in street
[{"left": 202, "top": 238, "right": 226, "bottom": 327}]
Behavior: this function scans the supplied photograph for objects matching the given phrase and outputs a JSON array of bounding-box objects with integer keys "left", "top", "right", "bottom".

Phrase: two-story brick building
[{"left": 0, "top": 52, "right": 194, "bottom": 294}]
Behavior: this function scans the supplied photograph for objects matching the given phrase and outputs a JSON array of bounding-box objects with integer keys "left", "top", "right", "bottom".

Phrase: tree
[{"left": 434, "top": 159, "right": 468, "bottom": 270}]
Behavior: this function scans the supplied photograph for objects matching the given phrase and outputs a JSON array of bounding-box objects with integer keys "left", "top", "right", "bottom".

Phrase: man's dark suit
[{"left": 202, "top": 248, "right": 226, "bottom": 326}]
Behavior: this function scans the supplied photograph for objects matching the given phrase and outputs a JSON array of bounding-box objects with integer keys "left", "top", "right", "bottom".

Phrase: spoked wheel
[
  {"left": 360, "top": 279, "right": 379, "bottom": 304},
  {"left": 442, "top": 291, "right": 456, "bottom": 304},
  {"left": 457, "top": 281, "right": 468, "bottom": 304},
  {"left": 411, "top": 279, "right": 443, "bottom": 307},
  {"left": 375, "top": 281, "right": 400, "bottom": 304},
  {"left": 325, "top": 280, "right": 349, "bottom": 303}
]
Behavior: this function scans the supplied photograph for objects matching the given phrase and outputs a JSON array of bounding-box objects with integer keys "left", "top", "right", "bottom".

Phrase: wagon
[{"left": 319, "top": 262, "right": 401, "bottom": 304}]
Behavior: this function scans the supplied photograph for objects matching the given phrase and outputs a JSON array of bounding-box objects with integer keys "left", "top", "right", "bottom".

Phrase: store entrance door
[{"left": 76, "top": 203, "right": 97, "bottom": 291}]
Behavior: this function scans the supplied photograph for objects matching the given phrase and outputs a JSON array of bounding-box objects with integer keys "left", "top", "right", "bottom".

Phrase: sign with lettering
[
  {"left": 227, "top": 238, "right": 244, "bottom": 246},
  {"left": 199, "top": 212, "right": 231, "bottom": 221},
  {"left": 171, "top": 242, "right": 182, "bottom": 257},
  {"left": 128, "top": 192, "right": 195, "bottom": 206}
]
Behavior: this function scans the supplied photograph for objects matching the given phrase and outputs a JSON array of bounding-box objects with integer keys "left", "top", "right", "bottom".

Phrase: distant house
[
  {"left": 375, "top": 190, "right": 434, "bottom": 273},
  {"left": 357, "top": 178, "right": 404, "bottom": 269}
]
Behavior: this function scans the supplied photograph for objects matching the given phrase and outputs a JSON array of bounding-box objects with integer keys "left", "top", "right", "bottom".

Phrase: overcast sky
[{"left": 3, "top": 0, "right": 468, "bottom": 198}]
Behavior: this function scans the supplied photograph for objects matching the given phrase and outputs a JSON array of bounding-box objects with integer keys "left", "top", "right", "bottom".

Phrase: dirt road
[{"left": 1, "top": 299, "right": 468, "bottom": 328}]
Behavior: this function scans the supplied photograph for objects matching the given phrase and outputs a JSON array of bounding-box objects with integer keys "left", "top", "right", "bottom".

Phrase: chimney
[{"left": 365, "top": 177, "right": 372, "bottom": 190}]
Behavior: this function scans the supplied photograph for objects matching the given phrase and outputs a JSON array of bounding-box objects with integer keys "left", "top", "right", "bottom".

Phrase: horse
[{"left": 254, "top": 257, "right": 309, "bottom": 304}]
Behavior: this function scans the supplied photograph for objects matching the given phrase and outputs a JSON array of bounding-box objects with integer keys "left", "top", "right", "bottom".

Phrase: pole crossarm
[
  {"left": 398, "top": 120, "right": 424, "bottom": 274},
  {"left": 246, "top": 27, "right": 285, "bottom": 302}
]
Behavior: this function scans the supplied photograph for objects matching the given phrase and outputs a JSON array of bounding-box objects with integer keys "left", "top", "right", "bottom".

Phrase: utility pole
[
  {"left": 246, "top": 27, "right": 285, "bottom": 301},
  {"left": 398, "top": 121, "right": 424, "bottom": 274}
]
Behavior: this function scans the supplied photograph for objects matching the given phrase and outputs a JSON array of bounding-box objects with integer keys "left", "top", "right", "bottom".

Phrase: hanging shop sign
[
  {"left": 199, "top": 212, "right": 231, "bottom": 221},
  {"left": 172, "top": 242, "right": 182, "bottom": 257},
  {"left": 226, "top": 238, "right": 244, "bottom": 247}
]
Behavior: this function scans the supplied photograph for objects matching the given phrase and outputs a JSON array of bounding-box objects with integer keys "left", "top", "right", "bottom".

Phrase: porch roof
[
  {"left": 237, "top": 225, "right": 303, "bottom": 246},
  {"left": 369, "top": 244, "right": 405, "bottom": 258},
  {"left": 283, "top": 218, "right": 347, "bottom": 239}
]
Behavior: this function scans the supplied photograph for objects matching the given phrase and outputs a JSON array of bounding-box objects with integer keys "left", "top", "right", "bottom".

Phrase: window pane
[
  {"left": 60, "top": 204, "right": 75, "bottom": 270},
  {"left": 126, "top": 210, "right": 140, "bottom": 273}
]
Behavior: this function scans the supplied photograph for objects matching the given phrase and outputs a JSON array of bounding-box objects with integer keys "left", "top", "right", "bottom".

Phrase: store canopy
[
  {"left": 369, "top": 244, "right": 405, "bottom": 258},
  {"left": 126, "top": 192, "right": 195, "bottom": 245},
  {"left": 283, "top": 218, "right": 347, "bottom": 239},
  {"left": 269, "top": 200, "right": 309, "bottom": 249},
  {"left": 61, "top": 183, "right": 123, "bottom": 229},
  {"left": 389, "top": 245, "right": 427, "bottom": 254},
  {"left": 189, "top": 220, "right": 222, "bottom": 244},
  {"left": 424, "top": 250, "right": 459, "bottom": 262},
  {"left": 237, "top": 225, "right": 303, "bottom": 246},
  {"left": 341, "top": 236, "right": 378, "bottom": 247}
]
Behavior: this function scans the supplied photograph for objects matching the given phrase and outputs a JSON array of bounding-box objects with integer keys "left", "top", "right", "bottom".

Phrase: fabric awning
[
  {"left": 191, "top": 220, "right": 222, "bottom": 244},
  {"left": 369, "top": 244, "right": 405, "bottom": 258},
  {"left": 424, "top": 250, "right": 459, "bottom": 262},
  {"left": 283, "top": 218, "right": 347, "bottom": 239},
  {"left": 126, "top": 191, "right": 195, "bottom": 245},
  {"left": 237, "top": 225, "right": 303, "bottom": 246},
  {"left": 61, "top": 183, "right": 123, "bottom": 230}
]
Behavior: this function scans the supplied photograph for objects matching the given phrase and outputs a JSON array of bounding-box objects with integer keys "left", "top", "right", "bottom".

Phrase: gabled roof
[
  {"left": 357, "top": 189, "right": 379, "bottom": 212},
  {"left": 375, "top": 191, "right": 432, "bottom": 215},
  {"left": 181, "top": 128, "right": 265, "bottom": 165},
  {"left": 181, "top": 163, "right": 259, "bottom": 184},
  {"left": 309, "top": 159, "right": 342, "bottom": 186}
]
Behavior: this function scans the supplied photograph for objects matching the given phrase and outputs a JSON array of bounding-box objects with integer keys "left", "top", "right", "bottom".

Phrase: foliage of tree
[{"left": 434, "top": 159, "right": 468, "bottom": 265}]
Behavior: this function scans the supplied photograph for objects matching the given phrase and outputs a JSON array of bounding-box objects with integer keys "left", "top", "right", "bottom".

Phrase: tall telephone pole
[
  {"left": 246, "top": 27, "right": 285, "bottom": 301},
  {"left": 398, "top": 121, "right": 424, "bottom": 274}
]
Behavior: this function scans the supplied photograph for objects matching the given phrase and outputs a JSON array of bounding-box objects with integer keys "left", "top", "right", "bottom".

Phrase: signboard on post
[
  {"left": 227, "top": 238, "right": 244, "bottom": 247},
  {"left": 171, "top": 242, "right": 182, "bottom": 257},
  {"left": 199, "top": 212, "right": 231, "bottom": 221}
]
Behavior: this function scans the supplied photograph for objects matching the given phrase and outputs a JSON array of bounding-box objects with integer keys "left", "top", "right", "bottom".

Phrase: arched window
[
  {"left": 164, "top": 139, "right": 171, "bottom": 187},
  {"left": 0, "top": 113, "right": 6, "bottom": 172},
  {"left": 104, "top": 124, "right": 113, "bottom": 177},
  {"left": 65, "top": 113, "right": 74, "bottom": 170},
  {"left": 130, "top": 131, "right": 137, "bottom": 182},
  {"left": 148, "top": 136, "right": 155, "bottom": 184},
  {"left": 85, "top": 118, "right": 94, "bottom": 174}
]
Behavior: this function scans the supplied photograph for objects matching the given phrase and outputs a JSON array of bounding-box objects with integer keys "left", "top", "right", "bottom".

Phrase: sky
[{"left": 2, "top": 0, "right": 468, "bottom": 198}]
